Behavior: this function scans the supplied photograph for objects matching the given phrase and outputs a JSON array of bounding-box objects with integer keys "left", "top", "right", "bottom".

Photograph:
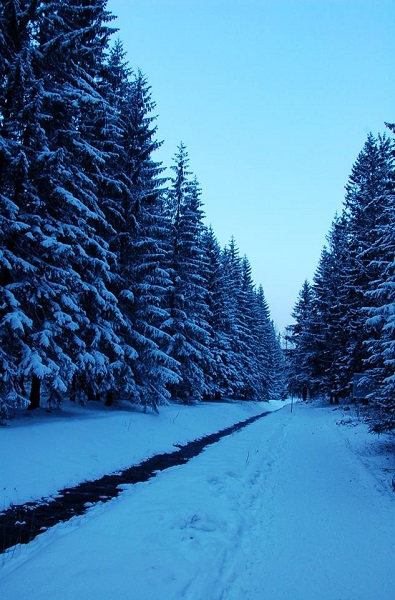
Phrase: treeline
[
  {"left": 286, "top": 128, "right": 395, "bottom": 431},
  {"left": 0, "top": 0, "right": 286, "bottom": 416}
]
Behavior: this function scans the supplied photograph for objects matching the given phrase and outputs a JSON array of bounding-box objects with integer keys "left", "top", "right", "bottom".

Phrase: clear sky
[{"left": 107, "top": 0, "right": 394, "bottom": 333}]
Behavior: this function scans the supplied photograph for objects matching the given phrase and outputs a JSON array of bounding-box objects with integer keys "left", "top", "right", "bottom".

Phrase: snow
[
  {"left": 3, "top": 312, "right": 32, "bottom": 332},
  {"left": 1, "top": 401, "right": 394, "bottom": 599},
  {"left": 0, "top": 400, "right": 278, "bottom": 510}
]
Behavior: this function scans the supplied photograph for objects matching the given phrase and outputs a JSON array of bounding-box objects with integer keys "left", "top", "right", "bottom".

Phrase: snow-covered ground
[
  {"left": 1, "top": 400, "right": 394, "bottom": 599},
  {"left": 0, "top": 399, "right": 280, "bottom": 510}
]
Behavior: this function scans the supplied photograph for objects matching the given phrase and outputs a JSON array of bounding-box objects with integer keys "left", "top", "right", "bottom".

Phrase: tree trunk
[
  {"left": 28, "top": 374, "right": 41, "bottom": 410},
  {"left": 70, "top": 374, "right": 76, "bottom": 402},
  {"left": 104, "top": 390, "right": 113, "bottom": 407}
]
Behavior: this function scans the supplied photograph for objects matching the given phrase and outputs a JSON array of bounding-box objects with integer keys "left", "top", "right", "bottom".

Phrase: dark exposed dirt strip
[{"left": 0, "top": 409, "right": 273, "bottom": 554}]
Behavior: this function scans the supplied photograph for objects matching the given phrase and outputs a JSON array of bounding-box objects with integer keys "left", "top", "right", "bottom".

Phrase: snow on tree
[
  {"left": 218, "top": 239, "right": 284, "bottom": 400},
  {"left": 285, "top": 279, "right": 319, "bottom": 400},
  {"left": 199, "top": 226, "right": 239, "bottom": 399},
  {"left": 0, "top": 0, "right": 35, "bottom": 414},
  {"left": 287, "top": 130, "right": 395, "bottom": 420},
  {"left": 0, "top": 2, "right": 284, "bottom": 415},
  {"left": 340, "top": 134, "right": 394, "bottom": 377},
  {"left": 0, "top": 0, "right": 76, "bottom": 413},
  {"left": 254, "top": 285, "right": 286, "bottom": 400},
  {"left": 100, "top": 56, "right": 179, "bottom": 410},
  {"left": 219, "top": 238, "right": 248, "bottom": 398},
  {"left": 161, "top": 145, "right": 213, "bottom": 402},
  {"left": 312, "top": 215, "right": 356, "bottom": 401},
  {"left": 0, "top": 0, "right": 125, "bottom": 411},
  {"left": 363, "top": 128, "right": 395, "bottom": 431}
]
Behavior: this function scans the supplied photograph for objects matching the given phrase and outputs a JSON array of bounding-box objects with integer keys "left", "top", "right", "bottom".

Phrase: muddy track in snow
[{"left": 0, "top": 409, "right": 273, "bottom": 554}]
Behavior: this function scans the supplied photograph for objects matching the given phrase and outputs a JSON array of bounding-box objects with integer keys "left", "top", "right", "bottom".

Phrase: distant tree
[
  {"left": 237, "top": 255, "right": 261, "bottom": 398},
  {"left": 218, "top": 241, "right": 284, "bottom": 400},
  {"left": 271, "top": 330, "right": 288, "bottom": 399},
  {"left": 286, "top": 280, "right": 317, "bottom": 400},
  {"left": 220, "top": 238, "right": 246, "bottom": 398},
  {"left": 254, "top": 285, "right": 286, "bottom": 399},
  {"left": 200, "top": 226, "right": 233, "bottom": 399}
]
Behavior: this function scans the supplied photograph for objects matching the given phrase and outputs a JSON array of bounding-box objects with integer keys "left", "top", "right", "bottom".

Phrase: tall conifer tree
[
  {"left": 0, "top": 0, "right": 125, "bottom": 410},
  {"left": 364, "top": 129, "right": 395, "bottom": 430},
  {"left": 162, "top": 144, "right": 212, "bottom": 401}
]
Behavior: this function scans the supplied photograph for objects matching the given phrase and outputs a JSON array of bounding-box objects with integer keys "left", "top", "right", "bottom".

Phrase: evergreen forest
[
  {"left": 1, "top": 1, "right": 394, "bottom": 436},
  {"left": 0, "top": 0, "right": 286, "bottom": 417},
  {"left": 286, "top": 128, "right": 395, "bottom": 432}
]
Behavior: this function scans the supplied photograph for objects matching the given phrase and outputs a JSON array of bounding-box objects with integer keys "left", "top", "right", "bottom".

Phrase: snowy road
[{"left": 1, "top": 403, "right": 394, "bottom": 599}]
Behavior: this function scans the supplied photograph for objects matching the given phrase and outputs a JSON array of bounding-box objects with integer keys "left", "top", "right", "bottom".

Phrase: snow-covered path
[
  {"left": 1, "top": 403, "right": 394, "bottom": 599},
  {"left": 212, "top": 404, "right": 395, "bottom": 600}
]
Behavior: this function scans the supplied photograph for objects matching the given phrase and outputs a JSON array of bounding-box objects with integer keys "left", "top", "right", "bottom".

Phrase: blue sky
[{"left": 107, "top": 0, "right": 395, "bottom": 333}]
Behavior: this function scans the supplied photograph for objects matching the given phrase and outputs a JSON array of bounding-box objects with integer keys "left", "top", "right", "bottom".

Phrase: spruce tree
[
  {"left": 254, "top": 286, "right": 275, "bottom": 399},
  {"left": 0, "top": 0, "right": 126, "bottom": 411},
  {"left": 286, "top": 280, "right": 317, "bottom": 400},
  {"left": 32, "top": 0, "right": 124, "bottom": 406},
  {"left": 288, "top": 132, "right": 394, "bottom": 409},
  {"left": 0, "top": 0, "right": 34, "bottom": 413},
  {"left": 101, "top": 57, "right": 178, "bottom": 409},
  {"left": 238, "top": 255, "right": 262, "bottom": 398},
  {"left": 341, "top": 134, "right": 394, "bottom": 383},
  {"left": 200, "top": 227, "right": 241, "bottom": 399},
  {"left": 312, "top": 217, "right": 354, "bottom": 401},
  {"left": 0, "top": 0, "right": 77, "bottom": 412},
  {"left": 220, "top": 238, "right": 246, "bottom": 398},
  {"left": 255, "top": 286, "right": 286, "bottom": 400},
  {"left": 162, "top": 144, "right": 212, "bottom": 402},
  {"left": 364, "top": 129, "right": 395, "bottom": 430}
]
